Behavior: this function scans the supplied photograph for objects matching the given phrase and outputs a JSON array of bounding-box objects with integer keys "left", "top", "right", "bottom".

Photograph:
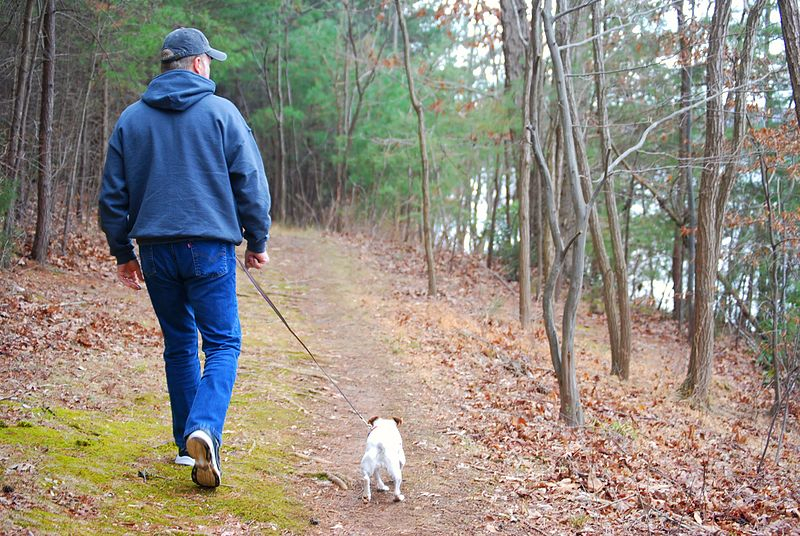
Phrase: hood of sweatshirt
[{"left": 141, "top": 70, "right": 216, "bottom": 111}]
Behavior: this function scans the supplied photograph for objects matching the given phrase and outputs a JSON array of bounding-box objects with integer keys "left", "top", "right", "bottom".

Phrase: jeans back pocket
[
  {"left": 139, "top": 244, "right": 157, "bottom": 278},
  {"left": 189, "top": 241, "right": 230, "bottom": 278}
]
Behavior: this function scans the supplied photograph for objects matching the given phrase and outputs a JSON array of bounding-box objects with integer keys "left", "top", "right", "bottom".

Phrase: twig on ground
[{"left": 487, "top": 268, "right": 516, "bottom": 294}]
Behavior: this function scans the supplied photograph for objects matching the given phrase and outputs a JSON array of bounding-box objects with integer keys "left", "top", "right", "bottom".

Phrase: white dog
[{"left": 361, "top": 416, "right": 406, "bottom": 502}]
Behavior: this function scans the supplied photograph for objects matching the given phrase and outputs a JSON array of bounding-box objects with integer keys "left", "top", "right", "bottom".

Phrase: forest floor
[{"left": 0, "top": 226, "right": 798, "bottom": 535}]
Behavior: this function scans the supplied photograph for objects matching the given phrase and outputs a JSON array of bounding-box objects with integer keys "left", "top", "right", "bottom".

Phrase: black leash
[{"left": 235, "top": 256, "right": 372, "bottom": 429}]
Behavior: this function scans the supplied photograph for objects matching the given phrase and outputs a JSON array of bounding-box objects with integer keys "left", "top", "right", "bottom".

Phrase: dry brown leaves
[
  {"left": 343, "top": 232, "right": 799, "bottom": 534},
  {"left": 0, "top": 233, "right": 162, "bottom": 417}
]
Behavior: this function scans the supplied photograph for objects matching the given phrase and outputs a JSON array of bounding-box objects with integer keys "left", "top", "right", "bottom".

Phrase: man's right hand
[
  {"left": 117, "top": 259, "right": 144, "bottom": 290},
  {"left": 245, "top": 250, "right": 269, "bottom": 270}
]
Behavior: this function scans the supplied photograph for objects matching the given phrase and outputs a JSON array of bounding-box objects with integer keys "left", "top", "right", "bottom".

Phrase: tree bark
[
  {"left": 31, "top": 0, "right": 56, "bottom": 263},
  {"left": 680, "top": 0, "right": 731, "bottom": 403},
  {"left": 500, "top": 0, "right": 528, "bottom": 87},
  {"left": 592, "top": 0, "right": 631, "bottom": 379},
  {"left": 778, "top": 0, "right": 800, "bottom": 126},
  {"left": 677, "top": 0, "right": 696, "bottom": 337},
  {"left": 62, "top": 49, "right": 98, "bottom": 254},
  {"left": 542, "top": 0, "right": 587, "bottom": 426},
  {"left": 487, "top": 152, "right": 501, "bottom": 269},
  {"left": 3, "top": 0, "right": 36, "bottom": 185},
  {"left": 682, "top": 0, "right": 764, "bottom": 405},
  {"left": 2, "top": 0, "right": 37, "bottom": 245},
  {"left": 395, "top": 0, "right": 437, "bottom": 297},
  {"left": 518, "top": 22, "right": 534, "bottom": 328}
]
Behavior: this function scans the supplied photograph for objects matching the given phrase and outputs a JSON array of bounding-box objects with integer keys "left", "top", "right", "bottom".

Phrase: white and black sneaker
[
  {"left": 174, "top": 447, "right": 195, "bottom": 467},
  {"left": 186, "top": 430, "right": 221, "bottom": 488}
]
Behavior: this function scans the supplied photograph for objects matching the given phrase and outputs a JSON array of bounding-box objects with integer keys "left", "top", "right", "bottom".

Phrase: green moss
[
  {"left": 0, "top": 398, "right": 306, "bottom": 533},
  {"left": 569, "top": 513, "right": 590, "bottom": 529},
  {"left": 605, "top": 419, "right": 639, "bottom": 440}
]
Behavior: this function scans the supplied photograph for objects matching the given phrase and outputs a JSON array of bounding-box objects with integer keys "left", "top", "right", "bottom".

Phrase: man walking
[{"left": 99, "top": 27, "right": 271, "bottom": 488}]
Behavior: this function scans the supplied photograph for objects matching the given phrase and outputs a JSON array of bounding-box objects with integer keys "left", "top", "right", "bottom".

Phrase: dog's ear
[
  {"left": 392, "top": 416, "right": 403, "bottom": 427},
  {"left": 368, "top": 416, "right": 379, "bottom": 426}
]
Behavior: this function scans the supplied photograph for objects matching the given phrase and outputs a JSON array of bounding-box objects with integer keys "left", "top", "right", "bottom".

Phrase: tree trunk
[
  {"left": 395, "top": 0, "right": 437, "bottom": 297},
  {"left": 500, "top": 0, "right": 528, "bottom": 88},
  {"left": 337, "top": 2, "right": 388, "bottom": 228},
  {"left": 62, "top": 50, "right": 98, "bottom": 254},
  {"left": 592, "top": 0, "right": 631, "bottom": 379},
  {"left": 487, "top": 152, "right": 501, "bottom": 269},
  {"left": 541, "top": 0, "right": 587, "bottom": 426},
  {"left": 2, "top": 0, "right": 37, "bottom": 246},
  {"left": 278, "top": 22, "right": 288, "bottom": 222},
  {"left": 518, "top": 24, "right": 534, "bottom": 328},
  {"left": 671, "top": 226, "right": 684, "bottom": 320},
  {"left": 677, "top": 0, "right": 695, "bottom": 336},
  {"left": 778, "top": 0, "right": 800, "bottom": 126},
  {"left": 3, "top": 0, "right": 36, "bottom": 186},
  {"left": 31, "top": 0, "right": 56, "bottom": 263},
  {"left": 682, "top": 0, "right": 764, "bottom": 405}
]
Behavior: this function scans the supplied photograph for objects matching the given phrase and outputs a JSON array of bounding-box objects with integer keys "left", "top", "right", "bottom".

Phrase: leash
[{"left": 235, "top": 256, "right": 372, "bottom": 429}]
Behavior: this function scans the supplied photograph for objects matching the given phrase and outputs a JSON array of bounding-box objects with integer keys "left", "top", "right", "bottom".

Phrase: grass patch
[
  {"left": 0, "top": 398, "right": 306, "bottom": 533},
  {"left": 604, "top": 419, "right": 639, "bottom": 440},
  {"left": 569, "top": 513, "right": 590, "bottom": 529}
]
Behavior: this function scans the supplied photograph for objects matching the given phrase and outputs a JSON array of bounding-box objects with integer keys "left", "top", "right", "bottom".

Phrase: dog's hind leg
[
  {"left": 361, "top": 471, "right": 372, "bottom": 502},
  {"left": 374, "top": 470, "right": 389, "bottom": 492},
  {"left": 388, "top": 461, "right": 404, "bottom": 502}
]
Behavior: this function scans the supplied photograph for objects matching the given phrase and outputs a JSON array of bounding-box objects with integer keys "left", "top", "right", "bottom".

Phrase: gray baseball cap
[{"left": 161, "top": 27, "right": 227, "bottom": 63}]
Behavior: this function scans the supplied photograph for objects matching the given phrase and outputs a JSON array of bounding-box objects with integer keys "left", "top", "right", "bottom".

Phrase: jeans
[{"left": 139, "top": 240, "right": 240, "bottom": 450}]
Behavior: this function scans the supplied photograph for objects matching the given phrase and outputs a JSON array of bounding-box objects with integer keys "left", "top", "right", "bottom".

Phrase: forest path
[{"left": 249, "top": 228, "right": 493, "bottom": 534}]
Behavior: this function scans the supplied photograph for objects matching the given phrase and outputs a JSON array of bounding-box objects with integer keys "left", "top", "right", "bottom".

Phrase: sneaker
[
  {"left": 186, "top": 430, "right": 221, "bottom": 488},
  {"left": 174, "top": 448, "right": 195, "bottom": 467}
]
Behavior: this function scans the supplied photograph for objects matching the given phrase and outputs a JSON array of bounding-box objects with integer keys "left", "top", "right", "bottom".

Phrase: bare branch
[{"left": 554, "top": 0, "right": 602, "bottom": 21}]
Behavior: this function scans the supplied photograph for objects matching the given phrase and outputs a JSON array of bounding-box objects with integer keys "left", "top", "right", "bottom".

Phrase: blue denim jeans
[{"left": 139, "top": 240, "right": 240, "bottom": 450}]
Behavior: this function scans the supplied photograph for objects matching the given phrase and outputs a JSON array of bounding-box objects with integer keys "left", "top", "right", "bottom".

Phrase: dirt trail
[{"left": 250, "top": 229, "right": 493, "bottom": 534}]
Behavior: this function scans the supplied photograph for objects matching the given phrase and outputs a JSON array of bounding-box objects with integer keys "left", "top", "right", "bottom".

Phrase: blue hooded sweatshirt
[{"left": 99, "top": 70, "right": 271, "bottom": 264}]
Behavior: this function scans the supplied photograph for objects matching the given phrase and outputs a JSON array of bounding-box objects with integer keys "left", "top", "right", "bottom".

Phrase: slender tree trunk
[
  {"left": 32, "top": 0, "right": 56, "bottom": 263},
  {"left": 671, "top": 226, "right": 684, "bottom": 319},
  {"left": 682, "top": 0, "right": 764, "bottom": 405},
  {"left": 487, "top": 152, "right": 501, "bottom": 269},
  {"left": 3, "top": 0, "right": 36, "bottom": 184},
  {"left": 541, "top": 0, "right": 586, "bottom": 426},
  {"left": 338, "top": 3, "right": 387, "bottom": 229},
  {"left": 259, "top": 10, "right": 288, "bottom": 223},
  {"left": 778, "top": 0, "right": 800, "bottom": 126},
  {"left": 62, "top": 50, "right": 98, "bottom": 254},
  {"left": 278, "top": 21, "right": 288, "bottom": 221},
  {"left": 503, "top": 143, "right": 512, "bottom": 230},
  {"left": 500, "top": 0, "right": 528, "bottom": 85},
  {"left": 757, "top": 153, "right": 782, "bottom": 410},
  {"left": 568, "top": 86, "right": 621, "bottom": 378},
  {"left": 531, "top": 1, "right": 545, "bottom": 302},
  {"left": 592, "top": 1, "right": 631, "bottom": 379},
  {"left": 2, "top": 0, "right": 37, "bottom": 246},
  {"left": 678, "top": 0, "right": 697, "bottom": 339},
  {"left": 518, "top": 26, "right": 534, "bottom": 328},
  {"left": 395, "top": 0, "right": 436, "bottom": 296}
]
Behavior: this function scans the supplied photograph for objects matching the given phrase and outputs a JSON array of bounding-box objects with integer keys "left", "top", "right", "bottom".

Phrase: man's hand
[
  {"left": 245, "top": 250, "right": 269, "bottom": 270},
  {"left": 117, "top": 260, "right": 144, "bottom": 290}
]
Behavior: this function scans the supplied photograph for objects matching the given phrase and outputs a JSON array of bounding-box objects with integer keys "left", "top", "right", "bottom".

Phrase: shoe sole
[{"left": 187, "top": 435, "right": 220, "bottom": 488}]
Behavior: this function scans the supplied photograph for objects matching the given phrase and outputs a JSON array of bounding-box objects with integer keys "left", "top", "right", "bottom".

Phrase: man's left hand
[
  {"left": 245, "top": 250, "right": 269, "bottom": 270},
  {"left": 117, "top": 260, "right": 144, "bottom": 290}
]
